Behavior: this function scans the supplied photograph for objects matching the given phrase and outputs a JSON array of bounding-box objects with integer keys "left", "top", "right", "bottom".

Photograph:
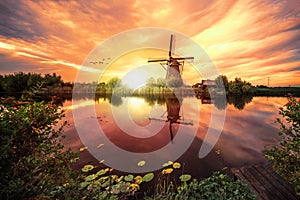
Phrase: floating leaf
[
  {"left": 162, "top": 161, "right": 173, "bottom": 167},
  {"left": 134, "top": 176, "right": 143, "bottom": 184},
  {"left": 215, "top": 149, "right": 221, "bottom": 155},
  {"left": 80, "top": 181, "right": 88, "bottom": 189},
  {"left": 86, "top": 174, "right": 97, "bottom": 181},
  {"left": 179, "top": 174, "right": 191, "bottom": 182},
  {"left": 124, "top": 174, "right": 134, "bottom": 182},
  {"left": 99, "top": 159, "right": 105, "bottom": 163},
  {"left": 143, "top": 173, "right": 154, "bottom": 182},
  {"left": 96, "top": 168, "right": 109, "bottom": 176},
  {"left": 97, "top": 144, "right": 104, "bottom": 148},
  {"left": 162, "top": 168, "right": 173, "bottom": 174},
  {"left": 79, "top": 146, "right": 88, "bottom": 152},
  {"left": 173, "top": 162, "right": 181, "bottom": 169},
  {"left": 82, "top": 164, "right": 94, "bottom": 172},
  {"left": 137, "top": 160, "right": 146, "bottom": 167}
]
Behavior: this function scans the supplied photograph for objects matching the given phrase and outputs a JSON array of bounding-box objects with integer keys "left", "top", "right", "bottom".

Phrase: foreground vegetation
[
  {"left": 264, "top": 97, "right": 300, "bottom": 195},
  {"left": 0, "top": 96, "right": 256, "bottom": 199}
]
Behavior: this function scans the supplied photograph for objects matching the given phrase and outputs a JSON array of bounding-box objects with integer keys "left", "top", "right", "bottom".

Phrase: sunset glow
[{"left": 0, "top": 0, "right": 299, "bottom": 86}]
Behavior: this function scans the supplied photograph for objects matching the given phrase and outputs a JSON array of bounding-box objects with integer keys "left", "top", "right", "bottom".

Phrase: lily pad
[
  {"left": 162, "top": 168, "right": 173, "bottom": 174},
  {"left": 124, "top": 174, "right": 134, "bottom": 182},
  {"left": 96, "top": 168, "right": 109, "bottom": 176},
  {"left": 142, "top": 173, "right": 154, "bottom": 182},
  {"left": 137, "top": 160, "right": 146, "bottom": 167},
  {"left": 82, "top": 164, "right": 94, "bottom": 172},
  {"left": 86, "top": 174, "right": 97, "bottom": 181},
  {"left": 162, "top": 161, "right": 173, "bottom": 167},
  {"left": 179, "top": 174, "right": 191, "bottom": 182},
  {"left": 173, "top": 162, "right": 181, "bottom": 169}
]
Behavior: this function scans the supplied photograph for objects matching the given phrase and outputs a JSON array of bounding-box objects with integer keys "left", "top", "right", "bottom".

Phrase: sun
[{"left": 122, "top": 67, "right": 150, "bottom": 89}]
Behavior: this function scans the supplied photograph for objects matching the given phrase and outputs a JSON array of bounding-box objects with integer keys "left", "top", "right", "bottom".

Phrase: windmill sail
[{"left": 169, "top": 34, "right": 173, "bottom": 57}]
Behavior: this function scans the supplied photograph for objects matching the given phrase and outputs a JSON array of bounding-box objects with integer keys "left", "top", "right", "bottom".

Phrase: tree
[
  {"left": 146, "top": 77, "right": 156, "bottom": 87},
  {"left": 156, "top": 77, "right": 167, "bottom": 88},
  {"left": 215, "top": 75, "right": 229, "bottom": 91},
  {"left": 228, "top": 77, "right": 252, "bottom": 94},
  {"left": 107, "top": 77, "right": 122, "bottom": 90}
]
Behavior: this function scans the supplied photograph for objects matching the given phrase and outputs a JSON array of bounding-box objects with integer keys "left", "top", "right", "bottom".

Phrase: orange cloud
[{"left": 0, "top": 0, "right": 299, "bottom": 86}]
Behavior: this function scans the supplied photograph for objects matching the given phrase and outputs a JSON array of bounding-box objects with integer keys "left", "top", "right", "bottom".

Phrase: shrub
[
  {"left": 264, "top": 97, "right": 300, "bottom": 195},
  {"left": 0, "top": 98, "right": 79, "bottom": 199}
]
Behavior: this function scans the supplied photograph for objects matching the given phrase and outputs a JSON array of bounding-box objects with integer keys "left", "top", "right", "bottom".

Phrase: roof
[{"left": 202, "top": 80, "right": 216, "bottom": 86}]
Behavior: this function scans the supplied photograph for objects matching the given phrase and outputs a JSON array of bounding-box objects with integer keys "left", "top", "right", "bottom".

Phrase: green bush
[
  {"left": 0, "top": 98, "right": 144, "bottom": 199},
  {"left": 0, "top": 98, "right": 79, "bottom": 199},
  {"left": 264, "top": 97, "right": 300, "bottom": 195}
]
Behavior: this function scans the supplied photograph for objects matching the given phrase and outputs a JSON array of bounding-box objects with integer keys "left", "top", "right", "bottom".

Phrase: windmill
[{"left": 148, "top": 34, "right": 194, "bottom": 87}]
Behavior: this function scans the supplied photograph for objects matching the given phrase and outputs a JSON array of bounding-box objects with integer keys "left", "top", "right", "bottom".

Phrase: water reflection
[
  {"left": 52, "top": 92, "right": 255, "bottom": 111},
  {"left": 149, "top": 93, "right": 193, "bottom": 142},
  {"left": 62, "top": 93, "right": 294, "bottom": 177}
]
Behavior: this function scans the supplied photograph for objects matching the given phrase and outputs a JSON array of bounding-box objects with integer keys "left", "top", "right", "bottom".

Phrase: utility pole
[{"left": 268, "top": 77, "right": 270, "bottom": 87}]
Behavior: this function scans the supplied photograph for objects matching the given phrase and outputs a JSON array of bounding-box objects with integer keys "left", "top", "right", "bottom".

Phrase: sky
[{"left": 0, "top": 0, "right": 299, "bottom": 87}]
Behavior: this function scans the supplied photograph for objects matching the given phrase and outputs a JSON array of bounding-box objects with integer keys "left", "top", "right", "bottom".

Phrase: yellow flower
[
  {"left": 134, "top": 176, "right": 143, "bottom": 184},
  {"left": 127, "top": 183, "right": 140, "bottom": 191},
  {"left": 79, "top": 146, "right": 88, "bottom": 152},
  {"left": 173, "top": 162, "right": 181, "bottom": 169},
  {"left": 162, "top": 168, "right": 173, "bottom": 174}
]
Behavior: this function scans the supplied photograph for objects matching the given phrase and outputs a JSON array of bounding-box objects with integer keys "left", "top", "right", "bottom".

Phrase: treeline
[
  {"left": 0, "top": 72, "right": 73, "bottom": 95},
  {"left": 214, "top": 75, "right": 252, "bottom": 94},
  {"left": 74, "top": 77, "right": 131, "bottom": 94},
  {"left": 214, "top": 75, "right": 300, "bottom": 96}
]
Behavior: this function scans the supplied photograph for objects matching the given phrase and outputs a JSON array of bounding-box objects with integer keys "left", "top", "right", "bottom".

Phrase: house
[{"left": 193, "top": 80, "right": 216, "bottom": 90}]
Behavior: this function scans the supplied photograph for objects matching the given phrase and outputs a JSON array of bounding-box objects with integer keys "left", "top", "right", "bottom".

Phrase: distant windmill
[{"left": 148, "top": 34, "right": 194, "bottom": 87}]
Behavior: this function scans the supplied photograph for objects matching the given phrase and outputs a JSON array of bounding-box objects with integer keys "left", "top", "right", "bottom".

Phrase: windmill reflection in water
[{"left": 149, "top": 93, "right": 194, "bottom": 142}]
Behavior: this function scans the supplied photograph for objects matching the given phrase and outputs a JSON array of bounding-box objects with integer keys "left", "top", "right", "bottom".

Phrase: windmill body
[{"left": 148, "top": 34, "right": 194, "bottom": 87}]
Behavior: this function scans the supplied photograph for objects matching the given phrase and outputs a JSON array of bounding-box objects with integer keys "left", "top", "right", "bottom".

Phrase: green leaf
[
  {"left": 86, "top": 174, "right": 97, "bottom": 181},
  {"left": 124, "top": 174, "right": 134, "bottom": 182},
  {"left": 142, "top": 173, "right": 154, "bottom": 182},
  {"left": 96, "top": 168, "right": 109, "bottom": 176},
  {"left": 82, "top": 164, "right": 94, "bottom": 172},
  {"left": 179, "top": 174, "right": 191, "bottom": 182},
  {"left": 80, "top": 181, "right": 89, "bottom": 189},
  {"left": 162, "top": 161, "right": 173, "bottom": 167},
  {"left": 137, "top": 160, "right": 146, "bottom": 167}
]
